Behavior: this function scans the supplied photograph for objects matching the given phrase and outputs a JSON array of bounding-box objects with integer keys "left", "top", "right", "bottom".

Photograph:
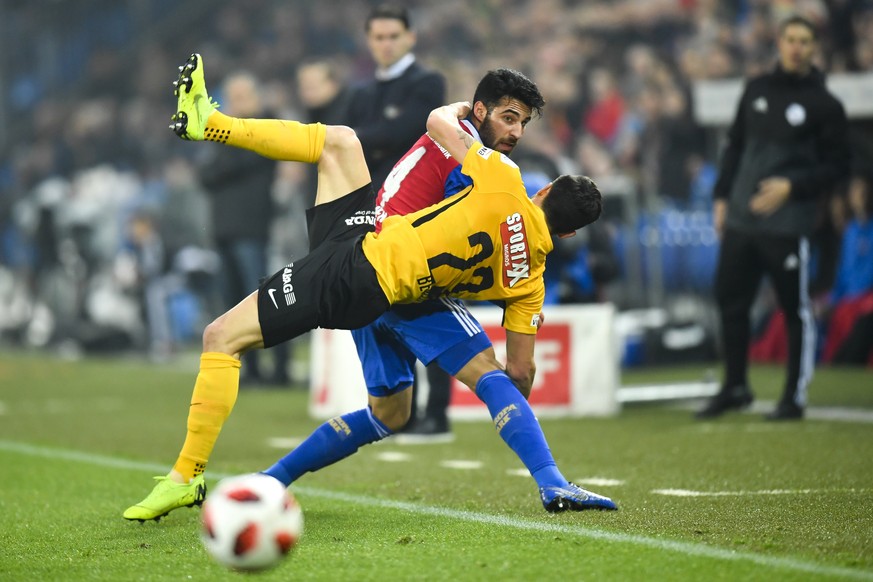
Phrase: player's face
[
  {"left": 366, "top": 18, "right": 415, "bottom": 69},
  {"left": 224, "top": 76, "right": 262, "bottom": 117},
  {"left": 297, "top": 64, "right": 338, "bottom": 108},
  {"left": 778, "top": 24, "right": 815, "bottom": 75},
  {"left": 477, "top": 98, "right": 533, "bottom": 155}
]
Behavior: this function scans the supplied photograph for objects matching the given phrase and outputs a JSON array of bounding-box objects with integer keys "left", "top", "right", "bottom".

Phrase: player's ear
[
  {"left": 472, "top": 101, "right": 488, "bottom": 123},
  {"left": 532, "top": 182, "right": 553, "bottom": 201}
]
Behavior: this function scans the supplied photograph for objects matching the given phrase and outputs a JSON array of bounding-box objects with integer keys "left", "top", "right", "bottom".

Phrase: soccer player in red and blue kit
[{"left": 123, "top": 57, "right": 617, "bottom": 521}]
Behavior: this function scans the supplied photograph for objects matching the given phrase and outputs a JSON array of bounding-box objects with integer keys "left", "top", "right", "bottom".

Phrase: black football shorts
[{"left": 257, "top": 184, "right": 389, "bottom": 347}]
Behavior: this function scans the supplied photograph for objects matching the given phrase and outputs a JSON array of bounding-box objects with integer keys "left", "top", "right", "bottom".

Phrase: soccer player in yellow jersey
[{"left": 124, "top": 54, "right": 616, "bottom": 521}]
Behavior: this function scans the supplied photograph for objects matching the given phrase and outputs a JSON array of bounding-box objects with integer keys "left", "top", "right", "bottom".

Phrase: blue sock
[
  {"left": 264, "top": 407, "right": 392, "bottom": 486},
  {"left": 475, "top": 370, "right": 567, "bottom": 490}
]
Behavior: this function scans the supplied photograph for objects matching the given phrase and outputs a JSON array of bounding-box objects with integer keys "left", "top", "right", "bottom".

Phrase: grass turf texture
[{"left": 1, "top": 352, "right": 871, "bottom": 581}]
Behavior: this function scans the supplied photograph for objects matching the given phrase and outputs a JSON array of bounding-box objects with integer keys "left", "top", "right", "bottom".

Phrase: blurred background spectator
[
  {"left": 196, "top": 71, "right": 291, "bottom": 386},
  {"left": 1, "top": 0, "right": 872, "bottom": 369}
]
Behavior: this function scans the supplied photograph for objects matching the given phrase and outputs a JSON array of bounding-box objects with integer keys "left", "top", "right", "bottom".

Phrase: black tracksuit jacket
[
  {"left": 714, "top": 65, "right": 850, "bottom": 238},
  {"left": 345, "top": 61, "right": 446, "bottom": 190}
]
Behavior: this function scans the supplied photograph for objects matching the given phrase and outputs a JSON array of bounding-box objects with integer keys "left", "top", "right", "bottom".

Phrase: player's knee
[
  {"left": 202, "top": 316, "right": 234, "bottom": 354},
  {"left": 323, "top": 125, "right": 361, "bottom": 155},
  {"left": 370, "top": 399, "right": 411, "bottom": 432},
  {"left": 455, "top": 349, "right": 502, "bottom": 390}
]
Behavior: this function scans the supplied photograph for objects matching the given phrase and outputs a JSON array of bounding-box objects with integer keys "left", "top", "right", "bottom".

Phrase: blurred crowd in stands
[{"left": 1, "top": 0, "right": 872, "bottom": 366}]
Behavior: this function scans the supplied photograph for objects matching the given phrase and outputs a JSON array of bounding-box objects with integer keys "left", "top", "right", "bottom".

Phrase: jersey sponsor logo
[
  {"left": 344, "top": 210, "right": 376, "bottom": 227},
  {"left": 417, "top": 274, "right": 435, "bottom": 297},
  {"left": 500, "top": 213, "right": 531, "bottom": 288},
  {"left": 785, "top": 103, "right": 806, "bottom": 126},
  {"left": 281, "top": 264, "right": 297, "bottom": 306},
  {"left": 475, "top": 143, "right": 517, "bottom": 168},
  {"left": 425, "top": 134, "right": 452, "bottom": 159}
]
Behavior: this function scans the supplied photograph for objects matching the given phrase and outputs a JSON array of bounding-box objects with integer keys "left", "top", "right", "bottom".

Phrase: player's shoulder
[{"left": 471, "top": 145, "right": 520, "bottom": 171}]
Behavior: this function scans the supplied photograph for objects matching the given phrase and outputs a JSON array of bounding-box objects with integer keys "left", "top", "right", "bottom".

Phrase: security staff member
[
  {"left": 696, "top": 15, "right": 850, "bottom": 421},
  {"left": 345, "top": 4, "right": 446, "bottom": 189}
]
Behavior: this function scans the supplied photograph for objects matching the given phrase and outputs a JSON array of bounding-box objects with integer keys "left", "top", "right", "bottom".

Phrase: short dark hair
[
  {"left": 779, "top": 15, "right": 817, "bottom": 40},
  {"left": 298, "top": 57, "right": 343, "bottom": 84},
  {"left": 472, "top": 69, "right": 545, "bottom": 118},
  {"left": 366, "top": 4, "right": 411, "bottom": 31},
  {"left": 541, "top": 175, "right": 602, "bottom": 234}
]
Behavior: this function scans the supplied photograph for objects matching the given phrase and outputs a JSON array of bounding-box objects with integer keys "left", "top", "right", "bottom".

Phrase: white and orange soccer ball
[{"left": 200, "top": 473, "right": 303, "bottom": 571}]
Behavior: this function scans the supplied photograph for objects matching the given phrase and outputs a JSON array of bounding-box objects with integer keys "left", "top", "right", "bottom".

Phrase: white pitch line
[
  {"left": 576, "top": 477, "right": 626, "bottom": 487},
  {"left": 1, "top": 439, "right": 871, "bottom": 581},
  {"left": 375, "top": 451, "right": 412, "bottom": 463},
  {"left": 507, "top": 471, "right": 626, "bottom": 488},
  {"left": 440, "top": 459, "right": 483, "bottom": 470},
  {"left": 266, "top": 437, "right": 304, "bottom": 450},
  {"left": 653, "top": 488, "right": 872, "bottom": 497}
]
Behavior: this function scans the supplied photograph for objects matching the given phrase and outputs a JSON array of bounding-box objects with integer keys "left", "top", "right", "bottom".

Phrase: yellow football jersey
[{"left": 362, "top": 142, "right": 553, "bottom": 334}]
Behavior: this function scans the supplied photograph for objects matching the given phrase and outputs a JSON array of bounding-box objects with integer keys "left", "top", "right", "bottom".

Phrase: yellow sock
[
  {"left": 173, "top": 352, "right": 241, "bottom": 481},
  {"left": 204, "top": 110, "right": 326, "bottom": 163}
]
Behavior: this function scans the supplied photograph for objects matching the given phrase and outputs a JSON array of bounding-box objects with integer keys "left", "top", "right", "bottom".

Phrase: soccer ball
[{"left": 200, "top": 473, "right": 303, "bottom": 571}]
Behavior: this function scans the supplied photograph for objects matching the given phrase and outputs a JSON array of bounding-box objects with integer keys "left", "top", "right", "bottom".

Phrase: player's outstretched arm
[{"left": 426, "top": 102, "right": 475, "bottom": 164}]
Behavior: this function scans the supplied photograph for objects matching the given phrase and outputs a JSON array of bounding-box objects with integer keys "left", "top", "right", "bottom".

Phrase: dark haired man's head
[
  {"left": 365, "top": 4, "right": 410, "bottom": 31},
  {"left": 778, "top": 15, "right": 817, "bottom": 39},
  {"left": 778, "top": 15, "right": 817, "bottom": 75},
  {"left": 471, "top": 69, "right": 545, "bottom": 155},
  {"left": 365, "top": 4, "right": 415, "bottom": 70},
  {"left": 473, "top": 69, "right": 544, "bottom": 117},
  {"left": 537, "top": 175, "right": 602, "bottom": 235}
]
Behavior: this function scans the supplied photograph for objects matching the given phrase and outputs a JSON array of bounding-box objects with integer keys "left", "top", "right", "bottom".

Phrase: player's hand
[
  {"left": 535, "top": 312, "right": 545, "bottom": 330},
  {"left": 444, "top": 101, "right": 471, "bottom": 119},
  {"left": 750, "top": 177, "right": 791, "bottom": 216}
]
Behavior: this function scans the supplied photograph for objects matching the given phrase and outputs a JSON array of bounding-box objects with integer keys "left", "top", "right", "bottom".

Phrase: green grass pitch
[{"left": 1, "top": 351, "right": 872, "bottom": 581}]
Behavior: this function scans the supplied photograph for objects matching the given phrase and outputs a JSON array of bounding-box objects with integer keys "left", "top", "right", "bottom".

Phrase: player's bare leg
[{"left": 368, "top": 389, "right": 413, "bottom": 432}]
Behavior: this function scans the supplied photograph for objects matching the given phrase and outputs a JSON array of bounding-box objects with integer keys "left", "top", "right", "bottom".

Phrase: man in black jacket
[
  {"left": 344, "top": 4, "right": 452, "bottom": 439},
  {"left": 696, "top": 15, "right": 850, "bottom": 421},
  {"left": 345, "top": 4, "right": 446, "bottom": 189}
]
